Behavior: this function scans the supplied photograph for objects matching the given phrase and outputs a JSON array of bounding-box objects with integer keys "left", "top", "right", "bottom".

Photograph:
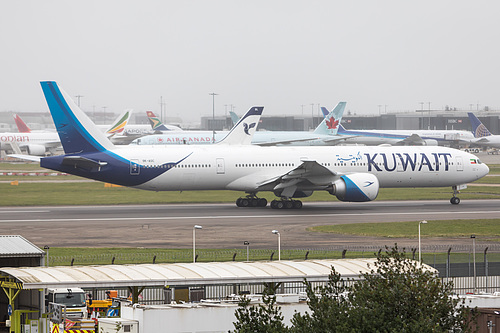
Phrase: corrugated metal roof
[
  {"left": 0, "top": 235, "right": 45, "bottom": 258},
  {"left": 0, "top": 258, "right": 437, "bottom": 289}
]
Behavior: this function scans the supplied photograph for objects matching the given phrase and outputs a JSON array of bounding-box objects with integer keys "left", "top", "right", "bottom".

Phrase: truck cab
[{"left": 46, "top": 288, "right": 87, "bottom": 320}]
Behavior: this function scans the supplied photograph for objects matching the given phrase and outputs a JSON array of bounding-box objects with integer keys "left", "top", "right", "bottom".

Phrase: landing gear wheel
[
  {"left": 284, "top": 201, "right": 293, "bottom": 209},
  {"left": 292, "top": 200, "right": 303, "bottom": 209},
  {"left": 258, "top": 198, "right": 268, "bottom": 207},
  {"left": 275, "top": 201, "right": 284, "bottom": 209},
  {"left": 450, "top": 197, "right": 460, "bottom": 205},
  {"left": 240, "top": 198, "right": 250, "bottom": 207}
]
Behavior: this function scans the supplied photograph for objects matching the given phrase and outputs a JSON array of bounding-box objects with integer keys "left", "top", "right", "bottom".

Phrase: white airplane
[
  {"left": 131, "top": 103, "right": 346, "bottom": 146},
  {"left": 328, "top": 108, "right": 475, "bottom": 146},
  {"left": 12, "top": 81, "right": 489, "bottom": 209},
  {"left": 466, "top": 112, "right": 500, "bottom": 148},
  {"left": 1, "top": 109, "right": 134, "bottom": 155}
]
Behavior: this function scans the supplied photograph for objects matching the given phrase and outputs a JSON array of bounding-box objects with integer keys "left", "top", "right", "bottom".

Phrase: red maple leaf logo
[{"left": 326, "top": 117, "right": 339, "bottom": 129}]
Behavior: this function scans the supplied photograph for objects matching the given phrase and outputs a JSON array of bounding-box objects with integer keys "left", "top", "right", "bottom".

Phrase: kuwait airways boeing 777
[{"left": 13, "top": 82, "right": 489, "bottom": 209}]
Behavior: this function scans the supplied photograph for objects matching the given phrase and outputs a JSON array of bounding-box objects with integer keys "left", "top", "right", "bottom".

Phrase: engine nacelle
[
  {"left": 423, "top": 139, "right": 438, "bottom": 146},
  {"left": 26, "top": 144, "right": 46, "bottom": 156},
  {"left": 328, "top": 173, "right": 379, "bottom": 202}
]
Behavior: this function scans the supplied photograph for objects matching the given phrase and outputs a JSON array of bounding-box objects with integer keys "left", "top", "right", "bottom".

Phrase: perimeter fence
[{"left": 49, "top": 244, "right": 500, "bottom": 278}]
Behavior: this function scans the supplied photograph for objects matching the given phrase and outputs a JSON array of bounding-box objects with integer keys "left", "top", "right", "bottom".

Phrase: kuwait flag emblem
[{"left": 470, "top": 159, "right": 477, "bottom": 164}]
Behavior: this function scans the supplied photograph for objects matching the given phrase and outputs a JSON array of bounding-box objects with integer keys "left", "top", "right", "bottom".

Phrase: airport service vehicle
[
  {"left": 13, "top": 82, "right": 489, "bottom": 209},
  {"left": 46, "top": 288, "right": 87, "bottom": 320}
]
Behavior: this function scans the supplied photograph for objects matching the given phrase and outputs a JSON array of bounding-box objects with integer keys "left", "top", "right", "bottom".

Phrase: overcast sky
[{"left": 1, "top": 0, "right": 499, "bottom": 125}]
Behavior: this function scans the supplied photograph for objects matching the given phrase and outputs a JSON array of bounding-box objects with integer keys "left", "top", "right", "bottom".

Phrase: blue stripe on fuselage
[{"left": 40, "top": 151, "right": 192, "bottom": 187}]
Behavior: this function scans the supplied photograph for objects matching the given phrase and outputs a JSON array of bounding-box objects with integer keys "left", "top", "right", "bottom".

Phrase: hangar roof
[
  {"left": 0, "top": 235, "right": 45, "bottom": 258},
  {"left": 0, "top": 258, "right": 400, "bottom": 289}
]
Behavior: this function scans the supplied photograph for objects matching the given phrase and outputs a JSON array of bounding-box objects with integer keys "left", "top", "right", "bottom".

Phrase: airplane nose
[{"left": 482, "top": 163, "right": 490, "bottom": 176}]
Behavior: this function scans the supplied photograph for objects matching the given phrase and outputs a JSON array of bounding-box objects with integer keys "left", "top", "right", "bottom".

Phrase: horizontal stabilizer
[
  {"left": 8, "top": 154, "right": 41, "bottom": 162},
  {"left": 62, "top": 156, "right": 108, "bottom": 170}
]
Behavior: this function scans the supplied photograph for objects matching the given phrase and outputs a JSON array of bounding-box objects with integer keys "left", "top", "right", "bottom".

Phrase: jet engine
[
  {"left": 328, "top": 173, "right": 379, "bottom": 202},
  {"left": 26, "top": 144, "right": 46, "bottom": 156},
  {"left": 423, "top": 139, "right": 438, "bottom": 146}
]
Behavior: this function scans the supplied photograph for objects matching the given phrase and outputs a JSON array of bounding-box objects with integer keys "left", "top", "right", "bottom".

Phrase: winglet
[
  {"left": 13, "top": 114, "right": 31, "bottom": 133},
  {"left": 468, "top": 112, "right": 492, "bottom": 138},
  {"left": 40, "top": 81, "right": 114, "bottom": 154},
  {"left": 218, "top": 106, "right": 264, "bottom": 145},
  {"left": 313, "top": 102, "right": 346, "bottom": 135}
]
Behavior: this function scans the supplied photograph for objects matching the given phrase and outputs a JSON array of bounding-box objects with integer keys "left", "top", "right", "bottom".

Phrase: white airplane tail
[{"left": 218, "top": 106, "right": 263, "bottom": 145}]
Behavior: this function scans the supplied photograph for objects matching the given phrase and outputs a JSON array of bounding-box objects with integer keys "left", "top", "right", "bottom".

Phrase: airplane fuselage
[{"left": 41, "top": 145, "right": 488, "bottom": 194}]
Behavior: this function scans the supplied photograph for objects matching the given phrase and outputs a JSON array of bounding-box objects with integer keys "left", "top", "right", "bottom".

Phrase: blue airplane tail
[
  {"left": 40, "top": 81, "right": 114, "bottom": 154},
  {"left": 468, "top": 112, "right": 492, "bottom": 138},
  {"left": 313, "top": 102, "right": 346, "bottom": 135}
]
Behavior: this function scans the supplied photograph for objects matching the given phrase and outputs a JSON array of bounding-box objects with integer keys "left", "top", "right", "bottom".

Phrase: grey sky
[{"left": 1, "top": 0, "right": 499, "bottom": 125}]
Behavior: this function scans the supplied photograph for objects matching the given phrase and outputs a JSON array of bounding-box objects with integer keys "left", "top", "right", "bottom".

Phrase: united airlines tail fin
[
  {"left": 105, "top": 109, "right": 132, "bottom": 136},
  {"left": 218, "top": 106, "right": 263, "bottom": 145},
  {"left": 468, "top": 112, "right": 492, "bottom": 138},
  {"left": 40, "top": 81, "right": 114, "bottom": 154},
  {"left": 313, "top": 102, "right": 346, "bottom": 135},
  {"left": 13, "top": 114, "right": 32, "bottom": 133},
  {"left": 320, "top": 107, "right": 329, "bottom": 118}
]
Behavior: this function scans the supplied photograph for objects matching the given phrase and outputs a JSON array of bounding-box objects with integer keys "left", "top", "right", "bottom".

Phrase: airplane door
[
  {"left": 456, "top": 156, "right": 464, "bottom": 171},
  {"left": 216, "top": 158, "right": 225, "bottom": 174},
  {"left": 130, "top": 159, "right": 140, "bottom": 175}
]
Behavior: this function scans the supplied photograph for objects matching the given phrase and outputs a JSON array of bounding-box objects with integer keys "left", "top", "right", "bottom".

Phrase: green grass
[{"left": 308, "top": 219, "right": 500, "bottom": 239}]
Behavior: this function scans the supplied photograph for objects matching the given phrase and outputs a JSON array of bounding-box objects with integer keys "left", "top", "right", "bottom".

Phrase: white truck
[{"left": 46, "top": 288, "right": 88, "bottom": 320}]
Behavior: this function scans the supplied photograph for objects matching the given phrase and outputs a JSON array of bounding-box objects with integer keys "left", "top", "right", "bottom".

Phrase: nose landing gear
[{"left": 450, "top": 185, "right": 464, "bottom": 205}]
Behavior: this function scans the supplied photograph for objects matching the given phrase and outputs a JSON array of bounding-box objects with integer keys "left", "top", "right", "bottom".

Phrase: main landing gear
[
  {"left": 236, "top": 195, "right": 268, "bottom": 207},
  {"left": 270, "top": 199, "right": 303, "bottom": 209},
  {"left": 235, "top": 195, "right": 304, "bottom": 209},
  {"left": 450, "top": 185, "right": 461, "bottom": 205}
]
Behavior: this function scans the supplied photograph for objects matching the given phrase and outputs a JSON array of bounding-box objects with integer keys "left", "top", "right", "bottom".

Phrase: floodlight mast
[{"left": 193, "top": 225, "right": 202, "bottom": 263}]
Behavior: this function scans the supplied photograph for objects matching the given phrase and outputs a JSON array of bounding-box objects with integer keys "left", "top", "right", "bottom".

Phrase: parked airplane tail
[
  {"left": 468, "top": 112, "right": 492, "bottom": 138},
  {"left": 218, "top": 107, "right": 263, "bottom": 145},
  {"left": 13, "top": 114, "right": 32, "bottom": 133},
  {"left": 320, "top": 107, "right": 329, "bottom": 118},
  {"left": 106, "top": 110, "right": 132, "bottom": 135},
  {"left": 229, "top": 111, "right": 240, "bottom": 126},
  {"left": 146, "top": 111, "right": 171, "bottom": 131},
  {"left": 313, "top": 102, "right": 346, "bottom": 135},
  {"left": 40, "top": 81, "right": 114, "bottom": 154}
]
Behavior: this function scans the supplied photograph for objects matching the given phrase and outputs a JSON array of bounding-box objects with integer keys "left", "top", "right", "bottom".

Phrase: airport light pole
[
  {"left": 418, "top": 220, "right": 427, "bottom": 263},
  {"left": 272, "top": 230, "right": 281, "bottom": 261},
  {"left": 193, "top": 225, "right": 202, "bottom": 263},
  {"left": 209, "top": 93, "right": 218, "bottom": 142},
  {"left": 44, "top": 245, "right": 50, "bottom": 267},
  {"left": 471, "top": 234, "right": 477, "bottom": 293},
  {"left": 244, "top": 241, "right": 250, "bottom": 261}
]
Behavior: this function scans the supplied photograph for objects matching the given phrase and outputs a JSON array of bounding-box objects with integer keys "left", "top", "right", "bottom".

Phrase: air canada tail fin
[
  {"left": 106, "top": 109, "right": 132, "bottom": 136},
  {"left": 13, "top": 114, "right": 32, "bottom": 133},
  {"left": 468, "top": 112, "right": 492, "bottom": 138},
  {"left": 218, "top": 106, "right": 263, "bottom": 145},
  {"left": 229, "top": 111, "right": 240, "bottom": 126},
  {"left": 40, "top": 81, "right": 114, "bottom": 154},
  {"left": 313, "top": 102, "right": 346, "bottom": 135}
]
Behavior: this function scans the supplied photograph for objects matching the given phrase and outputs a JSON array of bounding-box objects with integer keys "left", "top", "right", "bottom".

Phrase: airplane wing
[
  {"left": 396, "top": 134, "right": 425, "bottom": 146},
  {"left": 8, "top": 154, "right": 41, "bottom": 162},
  {"left": 256, "top": 160, "right": 338, "bottom": 197},
  {"left": 254, "top": 137, "right": 321, "bottom": 146}
]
